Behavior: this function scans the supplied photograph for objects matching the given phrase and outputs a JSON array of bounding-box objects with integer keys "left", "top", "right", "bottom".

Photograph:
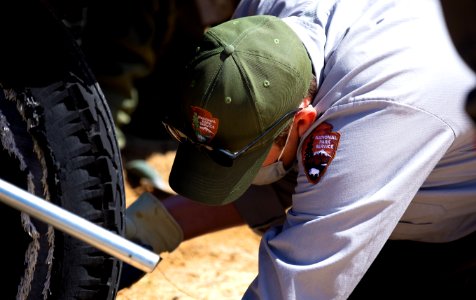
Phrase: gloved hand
[{"left": 125, "top": 192, "right": 183, "bottom": 254}]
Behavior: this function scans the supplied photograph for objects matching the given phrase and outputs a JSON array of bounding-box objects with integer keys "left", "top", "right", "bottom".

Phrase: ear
[{"left": 294, "top": 98, "right": 317, "bottom": 137}]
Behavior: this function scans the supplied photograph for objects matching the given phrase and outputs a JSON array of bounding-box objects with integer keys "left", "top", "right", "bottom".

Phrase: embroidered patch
[
  {"left": 302, "top": 122, "right": 340, "bottom": 184},
  {"left": 191, "top": 106, "right": 219, "bottom": 143}
]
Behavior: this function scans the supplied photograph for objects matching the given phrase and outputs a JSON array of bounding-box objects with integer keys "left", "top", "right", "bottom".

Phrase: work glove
[{"left": 125, "top": 192, "right": 183, "bottom": 254}]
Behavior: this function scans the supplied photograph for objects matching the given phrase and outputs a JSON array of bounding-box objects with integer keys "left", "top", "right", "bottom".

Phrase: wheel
[{"left": 0, "top": 1, "right": 125, "bottom": 299}]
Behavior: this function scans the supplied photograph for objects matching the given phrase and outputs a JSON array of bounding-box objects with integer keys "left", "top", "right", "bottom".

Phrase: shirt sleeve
[{"left": 243, "top": 100, "right": 455, "bottom": 299}]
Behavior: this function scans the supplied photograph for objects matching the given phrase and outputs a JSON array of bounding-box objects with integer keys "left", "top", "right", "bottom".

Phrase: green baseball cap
[{"left": 168, "top": 15, "right": 312, "bottom": 205}]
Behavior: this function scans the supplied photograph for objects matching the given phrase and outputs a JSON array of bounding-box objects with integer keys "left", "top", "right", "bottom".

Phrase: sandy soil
[{"left": 117, "top": 150, "right": 260, "bottom": 300}]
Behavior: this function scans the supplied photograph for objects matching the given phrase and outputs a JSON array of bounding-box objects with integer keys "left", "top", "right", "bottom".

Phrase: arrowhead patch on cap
[
  {"left": 302, "top": 122, "right": 340, "bottom": 184},
  {"left": 191, "top": 106, "right": 219, "bottom": 144}
]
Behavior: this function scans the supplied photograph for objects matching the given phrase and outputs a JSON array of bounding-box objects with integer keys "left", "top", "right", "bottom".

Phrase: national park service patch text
[{"left": 302, "top": 122, "right": 340, "bottom": 184}]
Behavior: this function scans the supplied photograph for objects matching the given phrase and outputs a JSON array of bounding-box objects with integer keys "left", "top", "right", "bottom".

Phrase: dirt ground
[{"left": 116, "top": 147, "right": 261, "bottom": 300}]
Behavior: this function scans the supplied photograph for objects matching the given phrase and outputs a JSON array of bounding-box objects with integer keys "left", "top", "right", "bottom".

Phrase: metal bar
[{"left": 0, "top": 178, "right": 160, "bottom": 273}]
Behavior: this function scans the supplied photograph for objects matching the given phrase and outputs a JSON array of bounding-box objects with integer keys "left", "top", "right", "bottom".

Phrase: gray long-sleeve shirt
[{"left": 233, "top": 0, "right": 476, "bottom": 299}]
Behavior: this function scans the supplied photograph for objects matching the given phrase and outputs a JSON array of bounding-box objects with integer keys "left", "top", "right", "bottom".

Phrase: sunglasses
[{"left": 162, "top": 107, "right": 301, "bottom": 167}]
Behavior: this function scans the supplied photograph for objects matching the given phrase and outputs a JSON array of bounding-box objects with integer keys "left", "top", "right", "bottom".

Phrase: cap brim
[{"left": 169, "top": 142, "right": 271, "bottom": 205}]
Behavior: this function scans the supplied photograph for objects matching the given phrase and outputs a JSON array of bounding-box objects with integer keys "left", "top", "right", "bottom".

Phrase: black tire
[{"left": 0, "top": 1, "right": 125, "bottom": 299}]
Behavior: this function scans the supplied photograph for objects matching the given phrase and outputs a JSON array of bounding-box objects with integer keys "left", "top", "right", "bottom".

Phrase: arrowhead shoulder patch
[{"left": 301, "top": 122, "right": 340, "bottom": 184}]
